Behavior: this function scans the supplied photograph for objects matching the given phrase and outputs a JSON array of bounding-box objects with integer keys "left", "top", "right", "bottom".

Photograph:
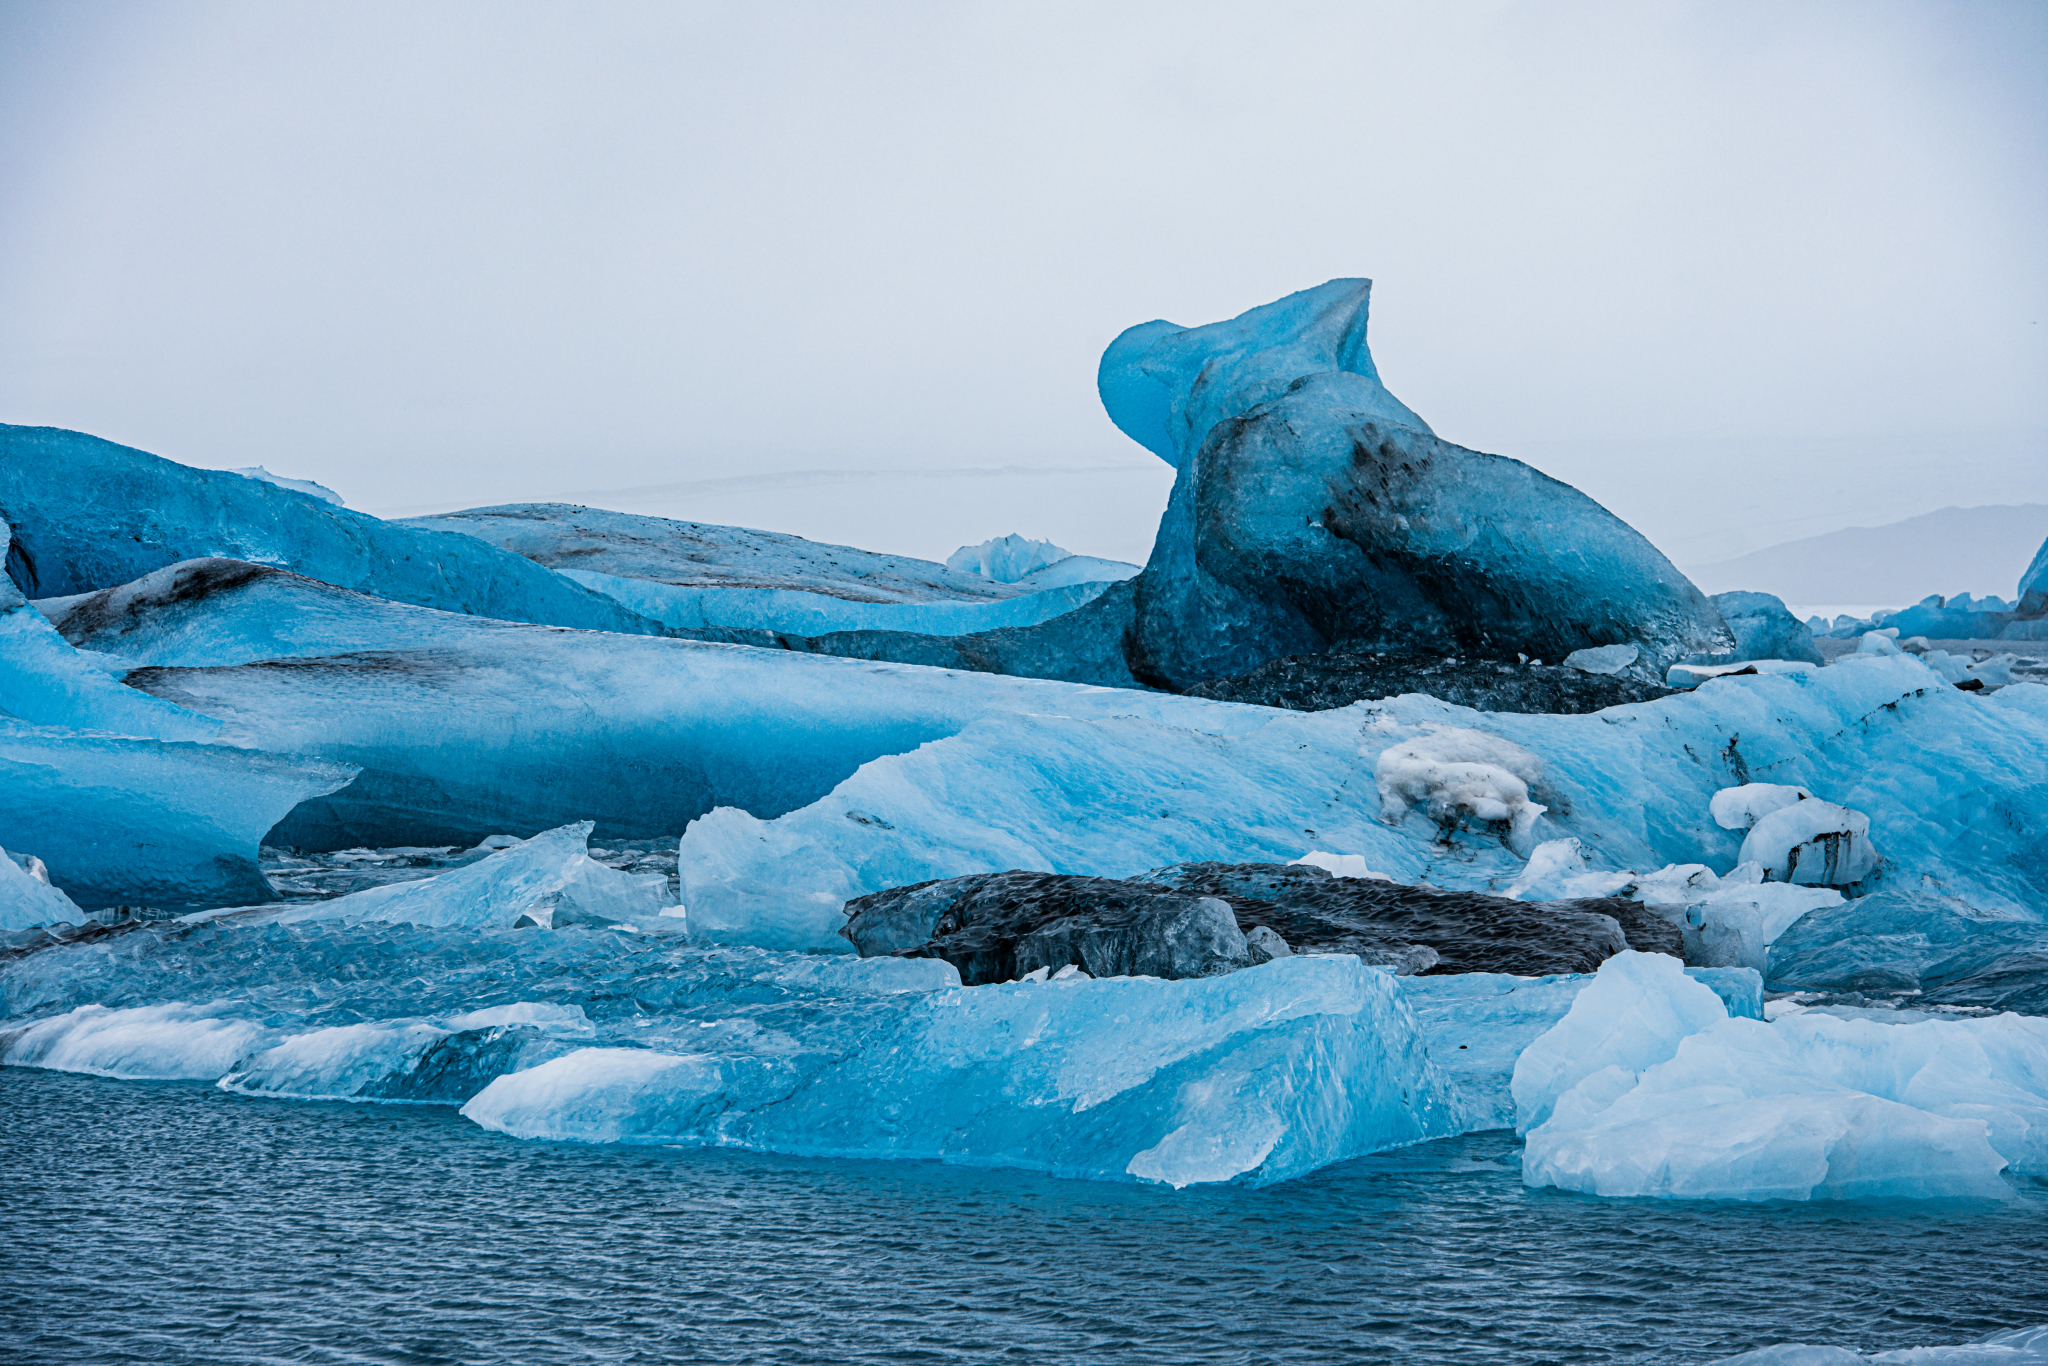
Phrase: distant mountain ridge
[{"left": 1684, "top": 504, "right": 2048, "bottom": 605}]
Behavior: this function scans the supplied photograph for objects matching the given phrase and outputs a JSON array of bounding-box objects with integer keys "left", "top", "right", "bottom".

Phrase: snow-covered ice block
[
  {"left": 1710, "top": 784, "right": 1815, "bottom": 831},
  {"left": 0, "top": 716, "right": 358, "bottom": 909},
  {"left": 1516, "top": 952, "right": 2048, "bottom": 1202},
  {"left": 462, "top": 954, "right": 1459, "bottom": 1188},
  {"left": 1374, "top": 726, "right": 1546, "bottom": 847},
  {"left": 1290, "top": 851, "right": 1391, "bottom": 881},
  {"left": 1739, "top": 797, "right": 1878, "bottom": 886},
  {"left": 274, "top": 822, "right": 674, "bottom": 930},
  {"left": 1505, "top": 838, "right": 1633, "bottom": 902},
  {"left": 0, "top": 425, "right": 659, "bottom": 633}
]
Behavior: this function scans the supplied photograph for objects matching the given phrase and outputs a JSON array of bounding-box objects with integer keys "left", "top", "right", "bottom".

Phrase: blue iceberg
[
  {"left": 0, "top": 425, "right": 661, "bottom": 634},
  {"left": 1514, "top": 952, "right": 2048, "bottom": 1202}
]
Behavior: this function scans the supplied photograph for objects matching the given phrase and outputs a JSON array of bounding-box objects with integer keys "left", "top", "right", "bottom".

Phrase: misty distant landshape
[{"left": 1685, "top": 504, "right": 2048, "bottom": 605}]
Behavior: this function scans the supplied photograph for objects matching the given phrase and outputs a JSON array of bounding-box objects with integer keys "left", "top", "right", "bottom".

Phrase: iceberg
[
  {"left": 680, "top": 653, "right": 2048, "bottom": 951},
  {"left": 71, "top": 556, "right": 1264, "bottom": 850},
  {"left": 946, "top": 534, "right": 1075, "bottom": 582},
  {"left": 0, "top": 716, "right": 358, "bottom": 909},
  {"left": 1099, "top": 280, "right": 1733, "bottom": 688},
  {"left": 461, "top": 955, "right": 1459, "bottom": 1188},
  {"left": 0, "top": 425, "right": 661, "bottom": 634},
  {"left": 1766, "top": 889, "right": 2048, "bottom": 1013},
  {"left": 1704, "top": 591, "right": 1824, "bottom": 665},
  {"left": 1515, "top": 952, "right": 2048, "bottom": 1202}
]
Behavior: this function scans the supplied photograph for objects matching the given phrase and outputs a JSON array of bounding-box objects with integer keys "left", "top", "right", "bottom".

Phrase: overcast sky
[{"left": 3, "top": 1, "right": 2044, "bottom": 570}]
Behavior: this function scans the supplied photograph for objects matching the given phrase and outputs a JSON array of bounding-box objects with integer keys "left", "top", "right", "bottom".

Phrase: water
[{"left": 4, "top": 1069, "right": 2042, "bottom": 1366}]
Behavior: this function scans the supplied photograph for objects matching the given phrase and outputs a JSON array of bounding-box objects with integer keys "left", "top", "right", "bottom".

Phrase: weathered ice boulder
[{"left": 1701, "top": 591, "right": 1823, "bottom": 664}]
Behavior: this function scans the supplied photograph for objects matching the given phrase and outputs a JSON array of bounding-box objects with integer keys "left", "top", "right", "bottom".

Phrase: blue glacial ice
[
  {"left": 231, "top": 465, "right": 345, "bottom": 506},
  {"left": 1, "top": 844, "right": 86, "bottom": 930},
  {"left": 0, "top": 424, "right": 661, "bottom": 633},
  {"left": 1765, "top": 889, "right": 2048, "bottom": 1013},
  {"left": 80, "top": 557, "right": 1269, "bottom": 850},
  {"left": 0, "top": 716, "right": 358, "bottom": 910},
  {"left": 402, "top": 504, "right": 1121, "bottom": 637},
  {"left": 1703, "top": 591, "right": 1823, "bottom": 665},
  {"left": 269, "top": 822, "right": 676, "bottom": 929},
  {"left": 1097, "top": 279, "right": 1734, "bottom": 686},
  {"left": 680, "top": 653, "right": 2048, "bottom": 949},
  {"left": 2022, "top": 532, "right": 2048, "bottom": 615},
  {"left": 2, "top": 519, "right": 219, "bottom": 741},
  {"left": 1514, "top": 951, "right": 2048, "bottom": 1202}
]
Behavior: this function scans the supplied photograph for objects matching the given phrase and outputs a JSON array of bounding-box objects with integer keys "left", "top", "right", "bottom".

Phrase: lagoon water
[{"left": 4, "top": 1067, "right": 2043, "bottom": 1366}]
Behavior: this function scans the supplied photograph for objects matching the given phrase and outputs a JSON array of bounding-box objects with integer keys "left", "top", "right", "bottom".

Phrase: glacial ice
[
  {"left": 1740, "top": 799, "right": 1879, "bottom": 886},
  {"left": 0, "top": 425, "right": 660, "bottom": 633},
  {"left": 272, "top": 822, "right": 675, "bottom": 929},
  {"left": 1516, "top": 952, "right": 2048, "bottom": 1201},
  {"left": 681, "top": 653, "right": 2048, "bottom": 948},
  {"left": 1099, "top": 280, "right": 1733, "bottom": 687},
  {"left": 947, "top": 534, "right": 1076, "bottom": 582},
  {"left": 1710, "top": 783, "right": 1816, "bottom": 831},
  {"left": 2023, "top": 532, "right": 2048, "bottom": 615},
  {"left": 231, "top": 465, "right": 345, "bottom": 506},
  {"left": 1, "top": 520, "right": 220, "bottom": 741},
  {"left": 0, "top": 844, "right": 86, "bottom": 930},
  {"left": 1505, "top": 838, "right": 1634, "bottom": 902},
  {"left": 1766, "top": 889, "right": 2048, "bottom": 1013},
  {"left": 1705, "top": 591, "right": 1823, "bottom": 665},
  {"left": 0, "top": 716, "right": 358, "bottom": 909},
  {"left": 1707, "top": 1323, "right": 2048, "bottom": 1365},
  {"left": 81, "top": 557, "right": 1266, "bottom": 849},
  {"left": 461, "top": 954, "right": 1458, "bottom": 1188}
]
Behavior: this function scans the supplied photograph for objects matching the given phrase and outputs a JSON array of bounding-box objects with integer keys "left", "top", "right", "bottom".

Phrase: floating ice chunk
[
  {"left": 231, "top": 465, "right": 344, "bottom": 506},
  {"left": 0, "top": 846, "right": 87, "bottom": 930},
  {"left": 1707, "top": 1322, "right": 2048, "bottom": 1364},
  {"left": 946, "top": 535, "right": 1074, "bottom": 583},
  {"left": 1707, "top": 592, "right": 1823, "bottom": 666},
  {"left": 1289, "top": 851, "right": 1391, "bottom": 881},
  {"left": 1563, "top": 643, "right": 1638, "bottom": 675},
  {"left": 1665, "top": 660, "right": 1820, "bottom": 690},
  {"left": 1740, "top": 799, "right": 1879, "bottom": 886},
  {"left": 1014, "top": 555, "right": 1142, "bottom": 589},
  {"left": 1859, "top": 631, "right": 1905, "bottom": 656},
  {"left": 277, "top": 822, "right": 675, "bottom": 930},
  {"left": 1967, "top": 653, "right": 2020, "bottom": 691},
  {"left": 463, "top": 954, "right": 1459, "bottom": 1188},
  {"left": 1710, "top": 783, "right": 1815, "bottom": 831},
  {"left": 0, "top": 1002, "right": 276, "bottom": 1080},
  {"left": 1510, "top": 951, "right": 1730, "bottom": 1134},
  {"left": 1504, "top": 838, "right": 1634, "bottom": 902},
  {"left": 1516, "top": 952, "right": 2048, "bottom": 1202},
  {"left": 1374, "top": 727, "right": 1546, "bottom": 847}
]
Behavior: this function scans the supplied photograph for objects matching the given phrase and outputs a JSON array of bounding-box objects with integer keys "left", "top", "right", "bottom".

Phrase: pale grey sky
[{"left": 3, "top": 1, "right": 2044, "bottom": 569}]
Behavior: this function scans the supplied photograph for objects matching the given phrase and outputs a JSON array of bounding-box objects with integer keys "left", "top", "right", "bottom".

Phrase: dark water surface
[{"left": 3, "top": 1068, "right": 2042, "bottom": 1366}]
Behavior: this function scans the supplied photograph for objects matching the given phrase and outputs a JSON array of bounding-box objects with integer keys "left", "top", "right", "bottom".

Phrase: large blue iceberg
[{"left": 0, "top": 425, "right": 661, "bottom": 634}]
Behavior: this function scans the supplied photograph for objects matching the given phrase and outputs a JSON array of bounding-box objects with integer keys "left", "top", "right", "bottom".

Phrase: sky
[{"left": 2, "top": 0, "right": 2044, "bottom": 574}]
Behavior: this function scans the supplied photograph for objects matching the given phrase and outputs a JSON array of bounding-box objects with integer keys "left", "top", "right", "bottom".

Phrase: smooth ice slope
[
  {"left": 0, "top": 426, "right": 660, "bottom": 633},
  {"left": 462, "top": 955, "right": 1457, "bottom": 1187},
  {"left": 89, "top": 558, "right": 1270, "bottom": 850},
  {"left": 1515, "top": 952, "right": 2048, "bottom": 1201},
  {"left": 0, "top": 716, "right": 357, "bottom": 908},
  {"left": 1, "top": 522, "right": 219, "bottom": 741},
  {"left": 681, "top": 654, "right": 2048, "bottom": 948},
  {"left": 1097, "top": 280, "right": 1733, "bottom": 686}
]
